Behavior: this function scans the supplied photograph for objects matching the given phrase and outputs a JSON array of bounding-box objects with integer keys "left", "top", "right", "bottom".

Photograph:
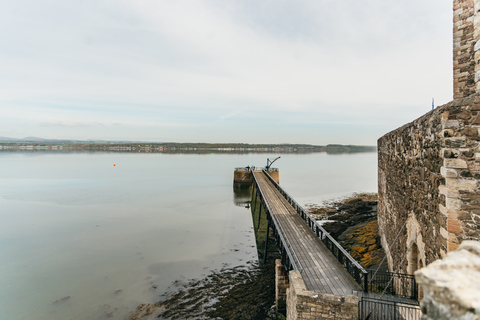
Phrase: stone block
[
  {"left": 448, "top": 209, "right": 459, "bottom": 219},
  {"left": 445, "top": 137, "right": 466, "bottom": 148},
  {"left": 475, "top": 39, "right": 480, "bottom": 51},
  {"left": 439, "top": 204, "right": 449, "bottom": 216},
  {"left": 441, "top": 167, "right": 459, "bottom": 178},
  {"left": 444, "top": 159, "right": 468, "bottom": 168},
  {"left": 439, "top": 185, "right": 461, "bottom": 198},
  {"left": 446, "top": 196, "right": 462, "bottom": 210},
  {"left": 459, "top": 211, "right": 472, "bottom": 220},
  {"left": 446, "top": 178, "right": 478, "bottom": 190},
  {"left": 472, "top": 114, "right": 480, "bottom": 124},
  {"left": 440, "top": 227, "right": 449, "bottom": 239},
  {"left": 444, "top": 120, "right": 460, "bottom": 129},
  {"left": 464, "top": 126, "right": 479, "bottom": 137},
  {"left": 447, "top": 218, "right": 463, "bottom": 234},
  {"left": 448, "top": 232, "right": 460, "bottom": 244},
  {"left": 447, "top": 241, "right": 460, "bottom": 252}
]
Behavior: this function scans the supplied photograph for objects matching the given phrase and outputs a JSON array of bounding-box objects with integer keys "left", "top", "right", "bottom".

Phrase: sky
[{"left": 0, "top": 0, "right": 453, "bottom": 145}]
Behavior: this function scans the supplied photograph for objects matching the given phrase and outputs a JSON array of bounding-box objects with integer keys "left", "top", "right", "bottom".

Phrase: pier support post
[
  {"left": 275, "top": 259, "right": 289, "bottom": 314},
  {"left": 263, "top": 218, "right": 270, "bottom": 263},
  {"left": 253, "top": 190, "right": 258, "bottom": 216},
  {"left": 257, "top": 198, "right": 263, "bottom": 230}
]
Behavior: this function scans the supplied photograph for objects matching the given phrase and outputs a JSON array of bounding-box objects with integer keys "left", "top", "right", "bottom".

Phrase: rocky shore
[
  {"left": 307, "top": 193, "right": 386, "bottom": 270},
  {"left": 129, "top": 193, "right": 384, "bottom": 319},
  {"left": 129, "top": 260, "right": 283, "bottom": 320}
]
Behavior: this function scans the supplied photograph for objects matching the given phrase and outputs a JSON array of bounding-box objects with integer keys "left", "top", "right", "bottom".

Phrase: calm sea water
[{"left": 0, "top": 151, "right": 377, "bottom": 319}]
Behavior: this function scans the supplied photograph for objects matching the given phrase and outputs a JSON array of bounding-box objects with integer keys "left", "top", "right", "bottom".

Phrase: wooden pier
[
  {"left": 253, "top": 170, "right": 361, "bottom": 295},
  {"left": 248, "top": 168, "right": 420, "bottom": 319}
]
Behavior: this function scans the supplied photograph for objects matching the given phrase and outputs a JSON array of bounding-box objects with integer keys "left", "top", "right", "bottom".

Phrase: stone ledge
[
  {"left": 287, "top": 271, "right": 358, "bottom": 320},
  {"left": 415, "top": 241, "right": 480, "bottom": 319}
]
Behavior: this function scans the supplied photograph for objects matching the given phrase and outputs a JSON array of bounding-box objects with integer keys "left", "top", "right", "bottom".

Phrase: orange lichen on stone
[{"left": 339, "top": 220, "right": 384, "bottom": 269}]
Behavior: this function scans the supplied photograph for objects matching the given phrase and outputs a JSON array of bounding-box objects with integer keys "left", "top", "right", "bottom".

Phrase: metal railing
[
  {"left": 234, "top": 167, "right": 252, "bottom": 171},
  {"left": 366, "top": 270, "right": 418, "bottom": 300},
  {"left": 261, "top": 169, "right": 369, "bottom": 292},
  {"left": 359, "top": 297, "right": 421, "bottom": 320},
  {"left": 234, "top": 167, "right": 278, "bottom": 172}
]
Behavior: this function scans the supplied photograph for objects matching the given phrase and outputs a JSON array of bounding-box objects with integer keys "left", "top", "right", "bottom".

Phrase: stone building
[{"left": 377, "top": 0, "right": 480, "bottom": 286}]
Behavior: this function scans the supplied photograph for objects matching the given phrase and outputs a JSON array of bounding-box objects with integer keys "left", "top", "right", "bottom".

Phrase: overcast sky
[{"left": 0, "top": 0, "right": 453, "bottom": 145}]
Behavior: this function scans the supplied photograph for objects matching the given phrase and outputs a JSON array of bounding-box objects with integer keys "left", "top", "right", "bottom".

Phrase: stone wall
[
  {"left": 415, "top": 240, "right": 480, "bottom": 319},
  {"left": 453, "top": 0, "right": 480, "bottom": 98},
  {"left": 454, "top": 0, "right": 476, "bottom": 98},
  {"left": 275, "top": 259, "right": 289, "bottom": 314},
  {"left": 286, "top": 271, "right": 358, "bottom": 320},
  {"left": 378, "top": 94, "right": 480, "bottom": 277}
]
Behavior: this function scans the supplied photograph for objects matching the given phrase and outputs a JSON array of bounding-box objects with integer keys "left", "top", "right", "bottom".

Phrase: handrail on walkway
[
  {"left": 234, "top": 167, "right": 278, "bottom": 172},
  {"left": 261, "top": 169, "right": 369, "bottom": 292},
  {"left": 252, "top": 173, "right": 301, "bottom": 273}
]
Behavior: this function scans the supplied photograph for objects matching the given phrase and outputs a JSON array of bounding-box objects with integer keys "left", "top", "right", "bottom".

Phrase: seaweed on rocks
[
  {"left": 129, "top": 259, "right": 282, "bottom": 320},
  {"left": 307, "top": 193, "right": 386, "bottom": 270},
  {"left": 308, "top": 193, "right": 378, "bottom": 239}
]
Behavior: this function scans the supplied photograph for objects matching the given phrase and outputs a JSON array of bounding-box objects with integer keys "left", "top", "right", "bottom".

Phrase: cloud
[
  {"left": 40, "top": 121, "right": 95, "bottom": 128},
  {"left": 0, "top": 0, "right": 454, "bottom": 144}
]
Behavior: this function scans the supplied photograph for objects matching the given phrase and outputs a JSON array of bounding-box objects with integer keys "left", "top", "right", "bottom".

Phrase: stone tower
[
  {"left": 454, "top": 0, "right": 480, "bottom": 98},
  {"left": 377, "top": 0, "right": 480, "bottom": 279}
]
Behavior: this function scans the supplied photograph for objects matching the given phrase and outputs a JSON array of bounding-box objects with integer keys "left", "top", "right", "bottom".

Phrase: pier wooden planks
[{"left": 254, "top": 171, "right": 360, "bottom": 296}]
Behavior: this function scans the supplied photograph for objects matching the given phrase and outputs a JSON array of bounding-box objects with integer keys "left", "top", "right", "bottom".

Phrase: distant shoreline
[{"left": 0, "top": 142, "right": 376, "bottom": 154}]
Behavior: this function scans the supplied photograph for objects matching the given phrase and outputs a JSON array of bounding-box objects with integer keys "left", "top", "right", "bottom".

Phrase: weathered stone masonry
[
  {"left": 454, "top": 0, "right": 480, "bottom": 98},
  {"left": 378, "top": 94, "right": 480, "bottom": 278},
  {"left": 286, "top": 271, "right": 358, "bottom": 320},
  {"left": 415, "top": 241, "right": 480, "bottom": 319},
  {"left": 454, "top": 0, "right": 475, "bottom": 98}
]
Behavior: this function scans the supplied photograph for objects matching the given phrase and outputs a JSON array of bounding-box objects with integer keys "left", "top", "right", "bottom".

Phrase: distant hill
[
  {"left": 0, "top": 137, "right": 376, "bottom": 153},
  {"left": 0, "top": 137, "right": 144, "bottom": 144}
]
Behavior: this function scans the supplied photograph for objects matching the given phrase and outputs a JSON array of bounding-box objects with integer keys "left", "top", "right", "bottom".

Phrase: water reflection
[{"left": 233, "top": 186, "right": 252, "bottom": 208}]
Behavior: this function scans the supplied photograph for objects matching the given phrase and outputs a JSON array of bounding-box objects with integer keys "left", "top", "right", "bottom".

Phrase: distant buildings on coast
[{"left": 0, "top": 142, "right": 376, "bottom": 154}]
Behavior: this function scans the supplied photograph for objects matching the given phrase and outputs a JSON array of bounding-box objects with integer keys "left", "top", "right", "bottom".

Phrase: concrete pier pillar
[
  {"left": 266, "top": 170, "right": 280, "bottom": 184},
  {"left": 233, "top": 169, "right": 253, "bottom": 188}
]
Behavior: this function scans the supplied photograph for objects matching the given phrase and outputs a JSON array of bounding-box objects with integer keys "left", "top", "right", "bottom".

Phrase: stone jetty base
[{"left": 275, "top": 259, "right": 358, "bottom": 320}]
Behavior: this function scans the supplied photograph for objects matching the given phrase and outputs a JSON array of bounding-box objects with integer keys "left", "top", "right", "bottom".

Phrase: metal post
[
  {"left": 413, "top": 278, "right": 418, "bottom": 300},
  {"left": 364, "top": 271, "right": 369, "bottom": 293},
  {"left": 257, "top": 199, "right": 263, "bottom": 230},
  {"left": 263, "top": 218, "right": 271, "bottom": 263}
]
